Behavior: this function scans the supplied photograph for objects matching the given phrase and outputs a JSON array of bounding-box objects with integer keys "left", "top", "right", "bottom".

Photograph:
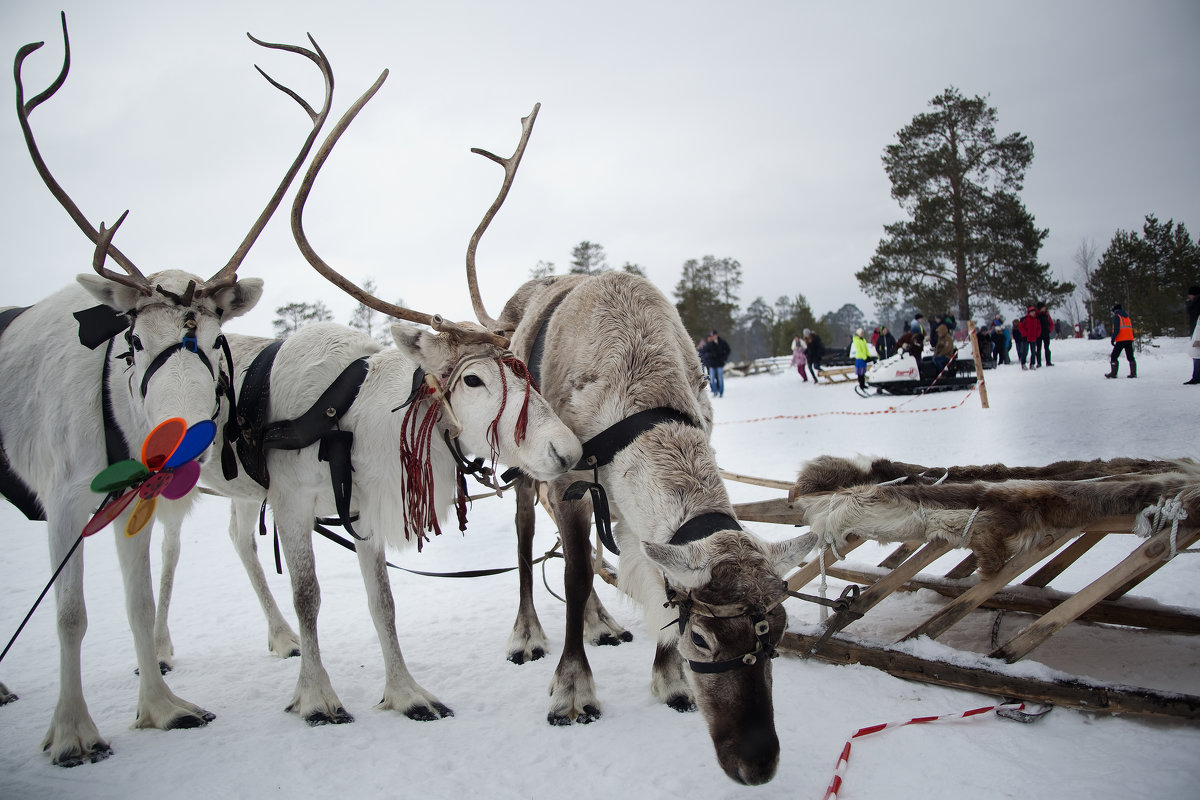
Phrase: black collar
[
  {"left": 669, "top": 511, "right": 742, "bottom": 545},
  {"left": 574, "top": 406, "right": 698, "bottom": 470}
]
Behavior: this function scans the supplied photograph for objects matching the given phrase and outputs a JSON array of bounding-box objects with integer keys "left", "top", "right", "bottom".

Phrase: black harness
[
  {"left": 230, "top": 341, "right": 370, "bottom": 538},
  {"left": 665, "top": 583, "right": 782, "bottom": 674}
]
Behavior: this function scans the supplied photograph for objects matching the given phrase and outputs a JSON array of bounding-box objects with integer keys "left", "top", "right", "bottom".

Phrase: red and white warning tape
[{"left": 822, "top": 702, "right": 1025, "bottom": 800}]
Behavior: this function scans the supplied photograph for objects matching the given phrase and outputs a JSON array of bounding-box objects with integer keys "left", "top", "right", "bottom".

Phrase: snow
[{"left": 1, "top": 335, "right": 1198, "bottom": 799}]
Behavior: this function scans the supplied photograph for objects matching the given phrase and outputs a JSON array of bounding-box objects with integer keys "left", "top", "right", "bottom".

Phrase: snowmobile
[{"left": 857, "top": 350, "right": 991, "bottom": 397}]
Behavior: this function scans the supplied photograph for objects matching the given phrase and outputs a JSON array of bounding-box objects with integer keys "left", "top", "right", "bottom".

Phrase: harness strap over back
[{"left": 232, "top": 341, "right": 371, "bottom": 538}]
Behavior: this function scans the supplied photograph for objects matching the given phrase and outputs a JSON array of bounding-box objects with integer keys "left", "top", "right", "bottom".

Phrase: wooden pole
[{"left": 967, "top": 320, "right": 989, "bottom": 408}]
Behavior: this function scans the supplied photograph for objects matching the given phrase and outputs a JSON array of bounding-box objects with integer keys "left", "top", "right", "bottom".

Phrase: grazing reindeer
[
  {"left": 153, "top": 74, "right": 581, "bottom": 725},
  {"left": 471, "top": 269, "right": 815, "bottom": 784},
  {"left": 0, "top": 15, "right": 334, "bottom": 766}
]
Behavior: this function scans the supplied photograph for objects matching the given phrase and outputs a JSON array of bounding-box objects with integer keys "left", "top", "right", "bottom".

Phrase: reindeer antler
[
  {"left": 291, "top": 71, "right": 508, "bottom": 347},
  {"left": 198, "top": 32, "right": 336, "bottom": 298},
  {"left": 465, "top": 103, "right": 540, "bottom": 333},
  {"left": 13, "top": 13, "right": 336, "bottom": 300},
  {"left": 14, "top": 13, "right": 150, "bottom": 295}
]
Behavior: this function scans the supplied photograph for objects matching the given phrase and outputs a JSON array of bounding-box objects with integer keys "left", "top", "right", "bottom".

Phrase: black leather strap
[
  {"left": 527, "top": 285, "right": 575, "bottom": 388},
  {"left": 574, "top": 406, "right": 698, "bottom": 470},
  {"left": 669, "top": 512, "right": 742, "bottom": 545}
]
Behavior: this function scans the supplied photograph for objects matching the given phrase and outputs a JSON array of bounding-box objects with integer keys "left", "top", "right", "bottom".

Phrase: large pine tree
[{"left": 858, "top": 87, "right": 1071, "bottom": 320}]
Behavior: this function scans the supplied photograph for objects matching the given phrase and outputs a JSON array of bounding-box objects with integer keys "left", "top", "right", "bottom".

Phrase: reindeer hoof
[
  {"left": 0, "top": 684, "right": 18, "bottom": 705},
  {"left": 405, "top": 702, "right": 454, "bottom": 721},
  {"left": 619, "top": 631, "right": 633, "bottom": 643},
  {"left": 285, "top": 648, "right": 300, "bottom": 659},
  {"left": 507, "top": 647, "right": 545, "bottom": 665},
  {"left": 305, "top": 708, "right": 354, "bottom": 726},
  {"left": 165, "top": 710, "right": 214, "bottom": 730},
  {"left": 132, "top": 661, "right": 172, "bottom": 676},
  {"left": 53, "top": 743, "right": 113, "bottom": 768},
  {"left": 548, "top": 705, "right": 601, "bottom": 726},
  {"left": 666, "top": 695, "right": 696, "bottom": 713},
  {"left": 595, "top": 633, "right": 622, "bottom": 647}
]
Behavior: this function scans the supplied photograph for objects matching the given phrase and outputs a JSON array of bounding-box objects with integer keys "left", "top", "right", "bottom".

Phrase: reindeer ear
[
  {"left": 390, "top": 323, "right": 424, "bottom": 351},
  {"left": 208, "top": 277, "right": 264, "bottom": 319},
  {"left": 77, "top": 273, "right": 144, "bottom": 312},
  {"left": 763, "top": 533, "right": 817, "bottom": 576},
  {"left": 642, "top": 540, "right": 713, "bottom": 588}
]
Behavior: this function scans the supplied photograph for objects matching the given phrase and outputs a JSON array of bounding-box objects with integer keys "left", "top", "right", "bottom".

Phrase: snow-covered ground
[{"left": 1, "top": 335, "right": 1197, "bottom": 799}]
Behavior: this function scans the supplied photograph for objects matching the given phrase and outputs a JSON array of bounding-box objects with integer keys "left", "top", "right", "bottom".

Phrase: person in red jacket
[
  {"left": 1017, "top": 306, "right": 1043, "bottom": 371},
  {"left": 1106, "top": 303, "right": 1136, "bottom": 378}
]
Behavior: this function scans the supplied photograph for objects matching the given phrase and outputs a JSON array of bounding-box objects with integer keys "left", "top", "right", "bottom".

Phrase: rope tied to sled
[{"left": 1135, "top": 490, "right": 1195, "bottom": 559}]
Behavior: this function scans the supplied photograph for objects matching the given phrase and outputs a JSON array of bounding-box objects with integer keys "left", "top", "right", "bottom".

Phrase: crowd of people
[{"left": 774, "top": 284, "right": 1198, "bottom": 391}]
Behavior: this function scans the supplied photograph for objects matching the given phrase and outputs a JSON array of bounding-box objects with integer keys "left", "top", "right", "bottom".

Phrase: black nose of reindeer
[{"left": 720, "top": 725, "right": 780, "bottom": 786}]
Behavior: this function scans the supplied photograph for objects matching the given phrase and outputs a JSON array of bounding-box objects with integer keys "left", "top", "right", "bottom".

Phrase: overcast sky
[{"left": 2, "top": 1, "right": 1197, "bottom": 337}]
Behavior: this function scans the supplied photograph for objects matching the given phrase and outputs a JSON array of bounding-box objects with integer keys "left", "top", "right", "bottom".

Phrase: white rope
[
  {"left": 961, "top": 506, "right": 982, "bottom": 542},
  {"left": 1134, "top": 491, "right": 1195, "bottom": 559}
]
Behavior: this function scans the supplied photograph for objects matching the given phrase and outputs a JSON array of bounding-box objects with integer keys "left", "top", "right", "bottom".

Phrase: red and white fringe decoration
[
  {"left": 399, "top": 384, "right": 443, "bottom": 551},
  {"left": 822, "top": 702, "right": 1025, "bottom": 800}
]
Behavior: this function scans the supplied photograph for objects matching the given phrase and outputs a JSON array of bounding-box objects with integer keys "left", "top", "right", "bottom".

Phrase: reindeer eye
[
  {"left": 463, "top": 375, "right": 484, "bottom": 388},
  {"left": 690, "top": 632, "right": 708, "bottom": 650}
]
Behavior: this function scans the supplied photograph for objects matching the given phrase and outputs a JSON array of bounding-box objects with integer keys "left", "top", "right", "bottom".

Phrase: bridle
[
  {"left": 75, "top": 291, "right": 236, "bottom": 466},
  {"left": 395, "top": 350, "right": 539, "bottom": 547},
  {"left": 664, "top": 580, "right": 789, "bottom": 674}
]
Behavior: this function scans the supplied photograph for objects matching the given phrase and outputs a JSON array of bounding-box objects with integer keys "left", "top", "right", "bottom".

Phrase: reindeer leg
[
  {"left": 115, "top": 519, "right": 215, "bottom": 733},
  {"left": 41, "top": 502, "right": 111, "bottom": 766},
  {"left": 228, "top": 498, "right": 299, "bottom": 658},
  {"left": 507, "top": 476, "right": 548, "bottom": 664},
  {"left": 355, "top": 537, "right": 452, "bottom": 720},
  {"left": 153, "top": 512, "right": 182, "bottom": 674},
  {"left": 547, "top": 484, "right": 601, "bottom": 725},
  {"left": 273, "top": 503, "right": 351, "bottom": 725},
  {"left": 584, "top": 588, "right": 631, "bottom": 647}
]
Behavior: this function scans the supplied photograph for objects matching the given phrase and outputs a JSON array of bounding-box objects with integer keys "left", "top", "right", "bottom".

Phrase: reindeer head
[
  {"left": 644, "top": 530, "right": 815, "bottom": 785},
  {"left": 18, "top": 14, "right": 336, "bottom": 445}
]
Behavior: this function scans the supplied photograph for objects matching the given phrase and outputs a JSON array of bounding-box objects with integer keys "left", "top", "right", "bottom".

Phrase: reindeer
[
  {"left": 465, "top": 267, "right": 814, "bottom": 782},
  {"left": 0, "top": 15, "right": 334, "bottom": 766},
  {"left": 151, "top": 74, "right": 582, "bottom": 725}
]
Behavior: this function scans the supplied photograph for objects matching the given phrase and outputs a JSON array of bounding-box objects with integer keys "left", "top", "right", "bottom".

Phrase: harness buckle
[
  {"left": 754, "top": 618, "right": 770, "bottom": 637},
  {"left": 742, "top": 653, "right": 757, "bottom": 666}
]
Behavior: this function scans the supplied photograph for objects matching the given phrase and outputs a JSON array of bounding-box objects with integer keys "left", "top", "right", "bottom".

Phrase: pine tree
[
  {"left": 1089, "top": 215, "right": 1199, "bottom": 335},
  {"left": 273, "top": 301, "right": 333, "bottom": 338},
  {"left": 858, "top": 87, "right": 1071, "bottom": 321}
]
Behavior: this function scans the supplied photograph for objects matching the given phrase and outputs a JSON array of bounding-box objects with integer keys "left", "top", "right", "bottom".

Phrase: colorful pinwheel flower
[{"left": 82, "top": 417, "right": 215, "bottom": 538}]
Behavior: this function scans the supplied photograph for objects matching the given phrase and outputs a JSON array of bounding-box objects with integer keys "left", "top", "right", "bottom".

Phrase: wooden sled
[
  {"left": 729, "top": 470, "right": 1200, "bottom": 721},
  {"left": 816, "top": 365, "right": 857, "bottom": 384}
]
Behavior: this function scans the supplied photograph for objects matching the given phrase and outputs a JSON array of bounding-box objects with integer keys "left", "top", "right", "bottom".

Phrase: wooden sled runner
[{"left": 727, "top": 457, "right": 1200, "bottom": 721}]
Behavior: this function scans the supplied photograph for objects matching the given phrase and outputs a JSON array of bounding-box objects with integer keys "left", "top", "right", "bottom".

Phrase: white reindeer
[
  {"left": 0, "top": 15, "right": 334, "bottom": 766},
  {"left": 151, "top": 76, "right": 583, "bottom": 724},
  {"left": 472, "top": 269, "right": 814, "bottom": 783}
]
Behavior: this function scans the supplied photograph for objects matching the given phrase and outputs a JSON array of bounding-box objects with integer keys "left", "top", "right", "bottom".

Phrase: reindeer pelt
[
  {"left": 799, "top": 470, "right": 1200, "bottom": 577},
  {"left": 790, "top": 453, "right": 1196, "bottom": 500}
]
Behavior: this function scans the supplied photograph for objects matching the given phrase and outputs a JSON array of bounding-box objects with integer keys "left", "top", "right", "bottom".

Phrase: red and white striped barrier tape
[
  {"left": 716, "top": 385, "right": 978, "bottom": 426},
  {"left": 822, "top": 702, "right": 1025, "bottom": 800}
]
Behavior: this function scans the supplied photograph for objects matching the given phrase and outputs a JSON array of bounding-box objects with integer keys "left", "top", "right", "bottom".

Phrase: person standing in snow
[
  {"left": 1106, "top": 303, "right": 1137, "bottom": 379},
  {"left": 850, "top": 327, "right": 871, "bottom": 392},
  {"left": 932, "top": 318, "right": 955, "bottom": 373},
  {"left": 1018, "top": 306, "right": 1042, "bottom": 370},
  {"left": 1185, "top": 286, "right": 1200, "bottom": 385},
  {"left": 1036, "top": 302, "right": 1054, "bottom": 367},
  {"left": 700, "top": 329, "right": 731, "bottom": 397},
  {"left": 790, "top": 334, "right": 808, "bottom": 382},
  {"left": 876, "top": 325, "right": 897, "bottom": 359},
  {"left": 804, "top": 329, "right": 825, "bottom": 381}
]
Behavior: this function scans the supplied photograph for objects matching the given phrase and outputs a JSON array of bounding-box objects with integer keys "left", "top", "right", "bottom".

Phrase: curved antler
[
  {"left": 197, "top": 32, "right": 336, "bottom": 298},
  {"left": 291, "top": 71, "right": 508, "bottom": 347},
  {"left": 465, "top": 103, "right": 540, "bottom": 332},
  {"left": 14, "top": 12, "right": 151, "bottom": 295}
]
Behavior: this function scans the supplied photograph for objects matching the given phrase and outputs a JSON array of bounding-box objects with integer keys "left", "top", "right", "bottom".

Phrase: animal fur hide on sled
[
  {"left": 791, "top": 456, "right": 1200, "bottom": 577},
  {"left": 788, "top": 454, "right": 1194, "bottom": 500}
]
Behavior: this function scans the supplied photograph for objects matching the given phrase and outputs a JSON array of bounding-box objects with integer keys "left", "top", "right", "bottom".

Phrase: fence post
[{"left": 968, "top": 321, "right": 989, "bottom": 409}]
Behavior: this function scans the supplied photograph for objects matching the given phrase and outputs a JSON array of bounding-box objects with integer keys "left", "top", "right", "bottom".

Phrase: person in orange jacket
[{"left": 1106, "top": 303, "right": 1136, "bottom": 379}]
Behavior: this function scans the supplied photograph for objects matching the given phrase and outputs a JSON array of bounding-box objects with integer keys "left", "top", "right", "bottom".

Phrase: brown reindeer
[{"left": 465, "top": 260, "right": 813, "bottom": 782}]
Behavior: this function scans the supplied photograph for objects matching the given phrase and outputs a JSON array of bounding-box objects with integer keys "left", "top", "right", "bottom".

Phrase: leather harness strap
[
  {"left": 232, "top": 341, "right": 371, "bottom": 538},
  {"left": 527, "top": 284, "right": 577, "bottom": 388}
]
